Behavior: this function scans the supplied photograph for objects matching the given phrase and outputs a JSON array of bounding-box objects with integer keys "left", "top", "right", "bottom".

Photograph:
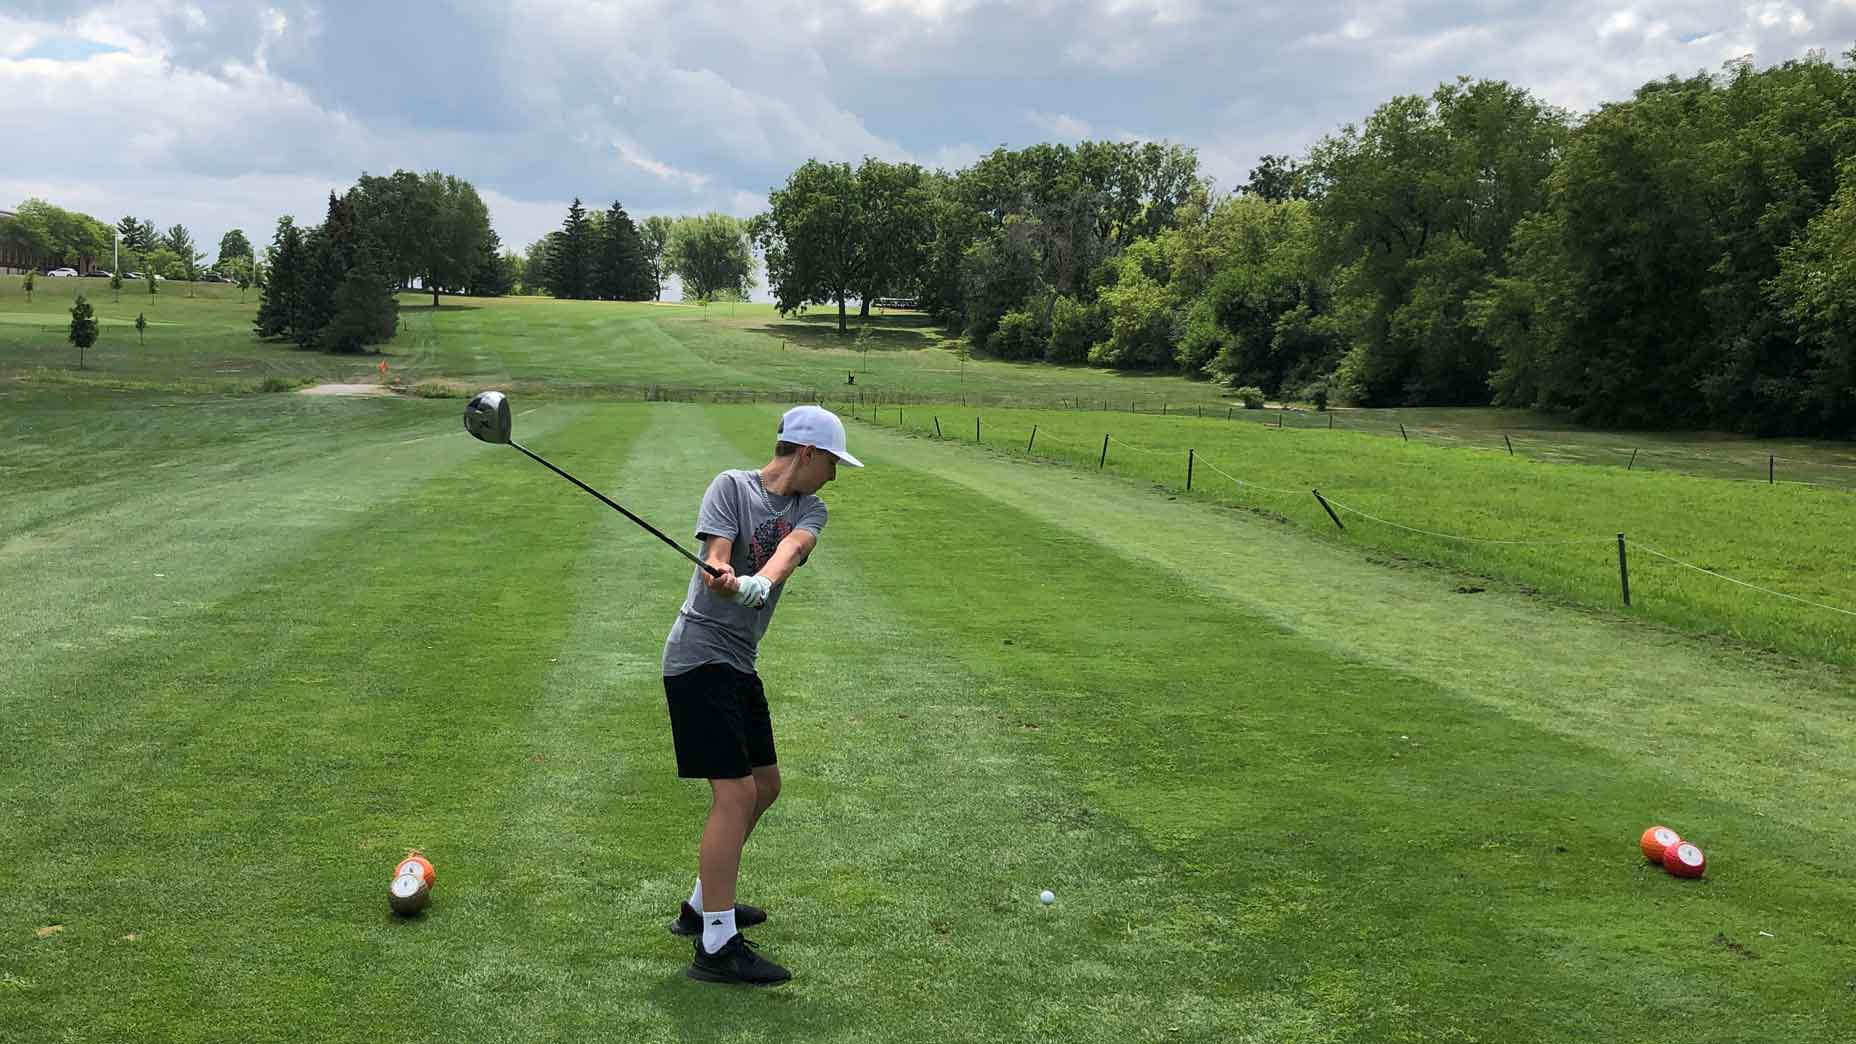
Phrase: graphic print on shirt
[{"left": 747, "top": 516, "right": 793, "bottom": 574}]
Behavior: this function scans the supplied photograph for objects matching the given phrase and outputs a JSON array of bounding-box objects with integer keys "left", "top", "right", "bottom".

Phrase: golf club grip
[{"left": 510, "top": 441, "right": 722, "bottom": 578}]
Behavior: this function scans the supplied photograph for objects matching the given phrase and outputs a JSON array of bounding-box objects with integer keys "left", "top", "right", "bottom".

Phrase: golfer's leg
[
  {"left": 699, "top": 775, "right": 758, "bottom": 913},
  {"left": 744, "top": 763, "right": 781, "bottom": 843}
]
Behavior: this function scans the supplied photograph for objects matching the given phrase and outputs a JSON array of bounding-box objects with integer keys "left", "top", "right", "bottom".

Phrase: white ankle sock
[
  {"left": 689, "top": 877, "right": 703, "bottom": 911},
  {"left": 701, "top": 907, "right": 737, "bottom": 954}
]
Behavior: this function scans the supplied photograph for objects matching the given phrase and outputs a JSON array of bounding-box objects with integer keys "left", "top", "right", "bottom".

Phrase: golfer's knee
[
  {"left": 711, "top": 777, "right": 757, "bottom": 816},
  {"left": 755, "top": 775, "right": 781, "bottom": 810}
]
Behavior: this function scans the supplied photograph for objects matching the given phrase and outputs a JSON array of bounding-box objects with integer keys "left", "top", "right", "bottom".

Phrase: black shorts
[{"left": 663, "top": 663, "right": 777, "bottom": 779}]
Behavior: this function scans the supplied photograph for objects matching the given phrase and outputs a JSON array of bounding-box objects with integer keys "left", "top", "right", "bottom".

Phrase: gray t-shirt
[{"left": 662, "top": 469, "right": 828, "bottom": 676}]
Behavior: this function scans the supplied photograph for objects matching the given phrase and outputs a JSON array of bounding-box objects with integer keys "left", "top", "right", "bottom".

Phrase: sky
[{"left": 4, "top": 0, "right": 1854, "bottom": 298}]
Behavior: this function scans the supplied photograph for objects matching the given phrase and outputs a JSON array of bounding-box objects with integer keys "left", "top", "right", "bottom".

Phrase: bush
[
  {"left": 1176, "top": 296, "right": 1231, "bottom": 377},
  {"left": 988, "top": 309, "right": 1046, "bottom": 360},
  {"left": 1313, "top": 383, "right": 1330, "bottom": 411},
  {"left": 1047, "top": 295, "right": 1104, "bottom": 363},
  {"left": 1235, "top": 385, "right": 1266, "bottom": 409},
  {"left": 259, "top": 376, "right": 300, "bottom": 393}
]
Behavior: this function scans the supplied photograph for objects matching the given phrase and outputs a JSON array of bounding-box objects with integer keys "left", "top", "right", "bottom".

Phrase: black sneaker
[
  {"left": 688, "top": 933, "right": 791, "bottom": 986},
  {"left": 669, "top": 901, "right": 768, "bottom": 937}
]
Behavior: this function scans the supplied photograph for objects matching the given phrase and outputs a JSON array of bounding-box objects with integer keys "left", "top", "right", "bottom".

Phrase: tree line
[
  {"left": 1, "top": 200, "right": 256, "bottom": 290},
  {"left": 754, "top": 51, "right": 1856, "bottom": 437},
  {"left": 521, "top": 202, "right": 755, "bottom": 305}
]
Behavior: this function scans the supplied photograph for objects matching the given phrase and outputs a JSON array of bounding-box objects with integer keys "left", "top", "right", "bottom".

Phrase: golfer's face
[{"left": 802, "top": 448, "right": 837, "bottom": 493}]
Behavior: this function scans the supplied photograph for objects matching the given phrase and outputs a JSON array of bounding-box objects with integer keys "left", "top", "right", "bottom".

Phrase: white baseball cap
[{"left": 778, "top": 405, "right": 863, "bottom": 467}]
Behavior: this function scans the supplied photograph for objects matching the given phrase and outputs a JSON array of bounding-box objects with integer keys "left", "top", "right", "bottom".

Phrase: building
[
  {"left": 0, "top": 207, "right": 104, "bottom": 276},
  {"left": 0, "top": 208, "right": 25, "bottom": 276}
]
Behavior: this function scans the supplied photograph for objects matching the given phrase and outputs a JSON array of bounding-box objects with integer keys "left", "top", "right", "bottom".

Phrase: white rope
[
  {"left": 1631, "top": 542, "right": 1856, "bottom": 617},
  {"left": 1192, "top": 455, "right": 1304, "bottom": 498},
  {"left": 1318, "top": 495, "right": 1616, "bottom": 547}
]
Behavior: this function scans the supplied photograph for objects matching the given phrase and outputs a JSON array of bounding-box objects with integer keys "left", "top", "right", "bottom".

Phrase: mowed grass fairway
[{"left": 4, "top": 389, "right": 1855, "bottom": 1042}]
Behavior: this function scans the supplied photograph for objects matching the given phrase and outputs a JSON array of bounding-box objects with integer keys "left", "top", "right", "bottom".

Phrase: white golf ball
[{"left": 1039, "top": 890, "right": 1055, "bottom": 905}]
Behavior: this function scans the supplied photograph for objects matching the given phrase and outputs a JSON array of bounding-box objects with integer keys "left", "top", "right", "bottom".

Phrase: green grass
[
  {"left": 3, "top": 392, "right": 1854, "bottom": 1042},
  {"left": 5, "top": 281, "right": 1850, "bottom": 488},
  {"left": 0, "top": 283, "right": 1240, "bottom": 408},
  {"left": 852, "top": 403, "right": 1856, "bottom": 667}
]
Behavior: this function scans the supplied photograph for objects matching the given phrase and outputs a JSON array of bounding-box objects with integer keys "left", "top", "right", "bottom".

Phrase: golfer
[{"left": 662, "top": 404, "right": 860, "bottom": 985}]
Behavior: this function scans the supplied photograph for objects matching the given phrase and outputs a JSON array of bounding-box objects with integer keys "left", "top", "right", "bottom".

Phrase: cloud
[{"left": 5, "top": 0, "right": 1856, "bottom": 290}]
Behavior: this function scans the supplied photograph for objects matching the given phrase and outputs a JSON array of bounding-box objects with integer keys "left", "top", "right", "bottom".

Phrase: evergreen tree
[
  {"left": 468, "top": 228, "right": 513, "bottom": 297},
  {"left": 548, "top": 198, "right": 593, "bottom": 299},
  {"left": 255, "top": 218, "right": 305, "bottom": 340},
  {"left": 594, "top": 201, "right": 652, "bottom": 300}
]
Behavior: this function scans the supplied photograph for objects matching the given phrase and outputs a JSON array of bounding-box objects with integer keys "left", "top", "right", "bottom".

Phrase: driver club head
[{"left": 464, "top": 390, "right": 512, "bottom": 445}]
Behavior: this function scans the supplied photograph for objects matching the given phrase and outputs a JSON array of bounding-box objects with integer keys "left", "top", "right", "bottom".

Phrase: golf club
[{"left": 464, "top": 390, "right": 722, "bottom": 579}]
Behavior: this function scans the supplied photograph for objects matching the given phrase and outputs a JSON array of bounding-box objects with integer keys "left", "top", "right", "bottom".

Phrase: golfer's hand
[
  {"left": 702, "top": 562, "right": 737, "bottom": 595},
  {"left": 733, "top": 574, "right": 772, "bottom": 608}
]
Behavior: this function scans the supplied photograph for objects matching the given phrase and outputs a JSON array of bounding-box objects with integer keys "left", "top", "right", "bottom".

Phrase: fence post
[
  {"left": 1505, "top": 434, "right": 1514, "bottom": 456},
  {"left": 1187, "top": 448, "right": 1194, "bottom": 491},
  {"left": 934, "top": 416, "right": 942, "bottom": 439},
  {"left": 976, "top": 417, "right": 981, "bottom": 443},
  {"left": 1099, "top": 433, "right": 1110, "bottom": 469},
  {"left": 1399, "top": 423, "right": 1408, "bottom": 442},
  {"left": 1227, "top": 406, "right": 1233, "bottom": 420},
  {"left": 1312, "top": 489, "right": 1344, "bottom": 530},
  {"left": 1163, "top": 402, "right": 1168, "bottom": 416},
  {"left": 1278, "top": 409, "right": 1283, "bottom": 429},
  {"left": 1328, "top": 414, "right": 1333, "bottom": 430},
  {"left": 1628, "top": 449, "right": 1637, "bottom": 471},
  {"left": 1617, "top": 533, "right": 1631, "bottom": 607},
  {"left": 1026, "top": 425, "right": 1038, "bottom": 453},
  {"left": 1770, "top": 455, "right": 1775, "bottom": 485}
]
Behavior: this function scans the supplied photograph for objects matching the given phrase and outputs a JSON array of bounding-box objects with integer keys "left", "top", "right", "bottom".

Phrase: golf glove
[{"left": 733, "top": 574, "right": 772, "bottom": 608}]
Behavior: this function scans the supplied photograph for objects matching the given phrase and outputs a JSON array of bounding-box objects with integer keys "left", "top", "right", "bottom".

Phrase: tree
[
  {"left": 144, "top": 246, "right": 179, "bottom": 280},
  {"left": 640, "top": 215, "right": 673, "bottom": 300},
  {"left": 348, "top": 169, "right": 492, "bottom": 306},
  {"left": 467, "top": 228, "right": 514, "bottom": 297},
  {"left": 1244, "top": 154, "right": 1312, "bottom": 202},
  {"left": 757, "top": 160, "right": 866, "bottom": 332},
  {"left": 255, "top": 217, "right": 305, "bottom": 340},
  {"left": 216, "top": 229, "right": 254, "bottom": 270},
  {"left": 593, "top": 201, "right": 653, "bottom": 300},
  {"left": 524, "top": 235, "right": 558, "bottom": 296},
  {"left": 135, "top": 312, "right": 146, "bottom": 346},
  {"left": 1310, "top": 78, "right": 1567, "bottom": 405},
  {"left": 110, "top": 270, "right": 122, "bottom": 303},
  {"left": 22, "top": 269, "right": 34, "bottom": 303},
  {"left": 69, "top": 293, "right": 98, "bottom": 369},
  {"left": 666, "top": 213, "right": 755, "bottom": 302},
  {"left": 162, "top": 224, "right": 204, "bottom": 295},
  {"left": 146, "top": 269, "right": 157, "bottom": 295},
  {"left": 546, "top": 198, "right": 594, "bottom": 299}
]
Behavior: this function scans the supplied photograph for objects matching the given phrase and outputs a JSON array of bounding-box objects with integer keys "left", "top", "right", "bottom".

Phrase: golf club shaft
[{"left": 509, "top": 440, "right": 721, "bottom": 578}]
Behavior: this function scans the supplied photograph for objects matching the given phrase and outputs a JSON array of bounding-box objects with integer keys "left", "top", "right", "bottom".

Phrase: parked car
[
  {"left": 46, "top": 267, "right": 78, "bottom": 278},
  {"left": 88, "top": 269, "right": 112, "bottom": 278},
  {"left": 201, "top": 272, "right": 229, "bottom": 283},
  {"left": 123, "top": 271, "right": 143, "bottom": 280}
]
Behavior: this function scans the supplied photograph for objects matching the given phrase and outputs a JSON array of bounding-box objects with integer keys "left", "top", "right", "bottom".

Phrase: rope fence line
[
  {"left": 858, "top": 410, "right": 1856, "bottom": 624},
  {"left": 1632, "top": 542, "right": 1856, "bottom": 618},
  {"left": 1317, "top": 495, "right": 1617, "bottom": 547},
  {"left": 1190, "top": 454, "right": 1304, "bottom": 498}
]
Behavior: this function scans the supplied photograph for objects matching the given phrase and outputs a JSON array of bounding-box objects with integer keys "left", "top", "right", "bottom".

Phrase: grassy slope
[
  {"left": 850, "top": 404, "right": 1856, "bottom": 666},
  {"left": 3, "top": 395, "right": 1852, "bottom": 1042}
]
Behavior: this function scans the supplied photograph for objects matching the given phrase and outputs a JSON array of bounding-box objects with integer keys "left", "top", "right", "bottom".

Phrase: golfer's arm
[
  {"left": 702, "top": 535, "right": 734, "bottom": 573},
  {"left": 755, "top": 530, "right": 817, "bottom": 586}
]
